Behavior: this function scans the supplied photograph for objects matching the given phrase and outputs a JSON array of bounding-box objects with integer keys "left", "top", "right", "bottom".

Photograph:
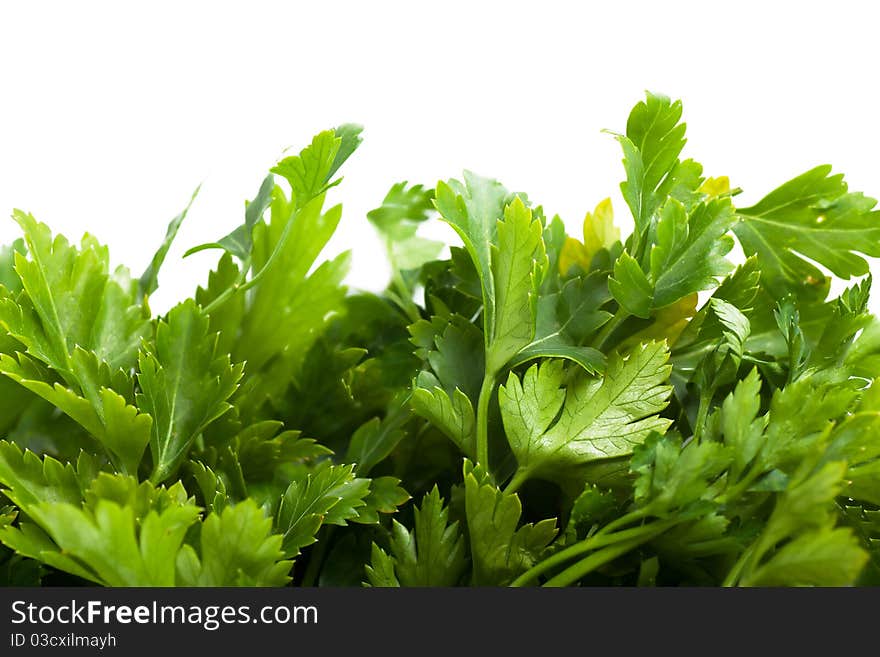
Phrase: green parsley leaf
[
  {"left": 0, "top": 212, "right": 149, "bottom": 395},
  {"left": 0, "top": 441, "right": 84, "bottom": 508},
  {"left": 137, "top": 299, "right": 243, "bottom": 483},
  {"left": 499, "top": 342, "right": 672, "bottom": 484},
  {"left": 614, "top": 92, "right": 704, "bottom": 239},
  {"left": 367, "top": 486, "right": 466, "bottom": 586},
  {"left": 28, "top": 500, "right": 200, "bottom": 586},
  {"left": 138, "top": 185, "right": 200, "bottom": 300},
  {"left": 464, "top": 461, "right": 557, "bottom": 585},
  {"left": 276, "top": 463, "right": 371, "bottom": 558},
  {"left": 176, "top": 500, "right": 291, "bottom": 586},
  {"left": 733, "top": 165, "right": 880, "bottom": 300}
]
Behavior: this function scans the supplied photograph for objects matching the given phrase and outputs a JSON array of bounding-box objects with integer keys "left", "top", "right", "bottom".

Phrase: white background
[{"left": 1, "top": 1, "right": 878, "bottom": 313}]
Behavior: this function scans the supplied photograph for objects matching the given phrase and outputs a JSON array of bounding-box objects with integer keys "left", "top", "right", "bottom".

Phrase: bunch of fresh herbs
[{"left": 1, "top": 94, "right": 878, "bottom": 587}]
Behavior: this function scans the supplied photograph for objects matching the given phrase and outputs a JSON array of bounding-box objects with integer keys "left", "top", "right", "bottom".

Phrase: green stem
[
  {"left": 593, "top": 307, "right": 629, "bottom": 351},
  {"left": 511, "top": 515, "right": 675, "bottom": 587},
  {"left": 387, "top": 241, "right": 422, "bottom": 325},
  {"left": 693, "top": 385, "right": 716, "bottom": 442},
  {"left": 504, "top": 468, "right": 530, "bottom": 495},
  {"left": 726, "top": 529, "right": 776, "bottom": 588},
  {"left": 301, "top": 527, "right": 334, "bottom": 587},
  {"left": 676, "top": 537, "right": 742, "bottom": 558},
  {"left": 106, "top": 451, "right": 128, "bottom": 478},
  {"left": 203, "top": 200, "right": 309, "bottom": 317},
  {"left": 591, "top": 507, "right": 652, "bottom": 539},
  {"left": 202, "top": 264, "right": 249, "bottom": 316},
  {"left": 391, "top": 278, "right": 421, "bottom": 325},
  {"left": 717, "top": 460, "right": 767, "bottom": 505},
  {"left": 629, "top": 227, "right": 645, "bottom": 265},
  {"left": 543, "top": 525, "right": 668, "bottom": 587},
  {"left": 476, "top": 370, "right": 497, "bottom": 467},
  {"left": 722, "top": 542, "right": 756, "bottom": 587}
]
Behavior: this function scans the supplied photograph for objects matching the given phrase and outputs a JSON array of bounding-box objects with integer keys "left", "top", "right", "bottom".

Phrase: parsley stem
[
  {"left": 203, "top": 201, "right": 309, "bottom": 317},
  {"left": 202, "top": 265, "right": 249, "bottom": 316},
  {"left": 591, "top": 507, "right": 652, "bottom": 539},
  {"left": 717, "top": 461, "right": 766, "bottom": 505},
  {"left": 543, "top": 521, "right": 674, "bottom": 587},
  {"left": 301, "top": 527, "right": 334, "bottom": 587},
  {"left": 542, "top": 536, "right": 651, "bottom": 587},
  {"left": 724, "top": 528, "right": 776, "bottom": 587},
  {"left": 693, "top": 384, "right": 716, "bottom": 441},
  {"left": 476, "top": 370, "right": 497, "bottom": 467},
  {"left": 722, "top": 542, "right": 757, "bottom": 587},
  {"left": 593, "top": 306, "right": 629, "bottom": 351},
  {"left": 504, "top": 468, "right": 530, "bottom": 495},
  {"left": 388, "top": 242, "right": 422, "bottom": 325},
  {"left": 511, "top": 516, "right": 676, "bottom": 586}
]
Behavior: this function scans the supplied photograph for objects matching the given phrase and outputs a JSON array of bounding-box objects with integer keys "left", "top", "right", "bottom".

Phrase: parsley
[{"left": 1, "top": 94, "right": 879, "bottom": 587}]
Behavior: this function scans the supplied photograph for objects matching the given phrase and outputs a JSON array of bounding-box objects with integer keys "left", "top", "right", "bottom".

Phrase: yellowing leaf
[
  {"left": 583, "top": 198, "right": 620, "bottom": 257},
  {"left": 619, "top": 293, "right": 698, "bottom": 350},
  {"left": 558, "top": 198, "right": 620, "bottom": 275},
  {"left": 558, "top": 237, "right": 591, "bottom": 275},
  {"left": 699, "top": 176, "right": 731, "bottom": 197}
]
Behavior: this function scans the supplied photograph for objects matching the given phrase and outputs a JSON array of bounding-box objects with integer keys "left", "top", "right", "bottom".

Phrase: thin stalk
[
  {"left": 202, "top": 264, "right": 249, "bottom": 316},
  {"left": 476, "top": 370, "right": 497, "bottom": 467},
  {"left": 203, "top": 201, "right": 308, "bottom": 316},
  {"left": 629, "top": 227, "right": 645, "bottom": 265},
  {"left": 390, "top": 275, "right": 421, "bottom": 324},
  {"left": 105, "top": 451, "right": 127, "bottom": 478},
  {"left": 724, "top": 529, "right": 774, "bottom": 587},
  {"left": 692, "top": 385, "right": 716, "bottom": 442},
  {"left": 301, "top": 527, "right": 335, "bottom": 587},
  {"left": 511, "top": 516, "right": 677, "bottom": 587},
  {"left": 722, "top": 542, "right": 756, "bottom": 587},
  {"left": 503, "top": 468, "right": 530, "bottom": 495},
  {"left": 543, "top": 525, "right": 669, "bottom": 587},
  {"left": 387, "top": 241, "right": 422, "bottom": 324},
  {"left": 591, "top": 507, "right": 652, "bottom": 539},
  {"left": 592, "top": 307, "right": 629, "bottom": 351},
  {"left": 717, "top": 460, "right": 767, "bottom": 505},
  {"left": 674, "top": 537, "right": 743, "bottom": 558}
]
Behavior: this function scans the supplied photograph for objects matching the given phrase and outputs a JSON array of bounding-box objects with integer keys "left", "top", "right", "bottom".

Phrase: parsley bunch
[{"left": 1, "top": 94, "right": 879, "bottom": 587}]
